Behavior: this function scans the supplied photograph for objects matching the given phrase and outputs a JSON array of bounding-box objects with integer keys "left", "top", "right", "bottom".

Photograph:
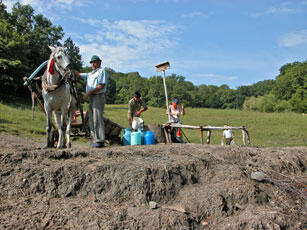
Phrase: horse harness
[{"left": 41, "top": 54, "right": 72, "bottom": 93}]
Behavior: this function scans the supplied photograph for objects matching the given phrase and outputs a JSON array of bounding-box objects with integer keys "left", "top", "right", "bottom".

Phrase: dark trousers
[{"left": 225, "top": 138, "right": 233, "bottom": 145}]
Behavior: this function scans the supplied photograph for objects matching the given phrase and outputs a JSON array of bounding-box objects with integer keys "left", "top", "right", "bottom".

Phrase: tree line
[
  {"left": 1, "top": 2, "right": 306, "bottom": 113},
  {"left": 93, "top": 63, "right": 305, "bottom": 113},
  {"left": 0, "top": 2, "right": 81, "bottom": 97}
]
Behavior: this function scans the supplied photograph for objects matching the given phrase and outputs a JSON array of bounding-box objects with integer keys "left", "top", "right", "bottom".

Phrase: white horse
[{"left": 42, "top": 46, "right": 76, "bottom": 148}]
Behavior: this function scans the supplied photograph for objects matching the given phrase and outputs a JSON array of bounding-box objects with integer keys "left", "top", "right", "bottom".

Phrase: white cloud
[
  {"left": 196, "top": 73, "right": 238, "bottom": 82},
  {"left": 183, "top": 72, "right": 238, "bottom": 86},
  {"left": 251, "top": 6, "right": 299, "bottom": 18},
  {"left": 2, "top": 0, "right": 87, "bottom": 12},
  {"left": 181, "top": 11, "right": 209, "bottom": 18},
  {"left": 278, "top": 30, "right": 307, "bottom": 47},
  {"left": 75, "top": 19, "right": 180, "bottom": 73},
  {"left": 130, "top": 0, "right": 190, "bottom": 3},
  {"left": 70, "top": 17, "right": 108, "bottom": 27},
  {"left": 2, "top": 0, "right": 16, "bottom": 10}
]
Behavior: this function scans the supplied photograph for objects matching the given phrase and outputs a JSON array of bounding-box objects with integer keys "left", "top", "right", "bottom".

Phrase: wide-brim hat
[{"left": 90, "top": 55, "right": 102, "bottom": 63}]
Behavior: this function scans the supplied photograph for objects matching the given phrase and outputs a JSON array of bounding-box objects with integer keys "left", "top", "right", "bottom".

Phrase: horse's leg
[
  {"left": 44, "top": 107, "right": 53, "bottom": 148},
  {"left": 66, "top": 108, "right": 73, "bottom": 148},
  {"left": 66, "top": 96, "right": 77, "bottom": 148},
  {"left": 61, "top": 109, "right": 69, "bottom": 149},
  {"left": 54, "top": 111, "right": 64, "bottom": 149}
]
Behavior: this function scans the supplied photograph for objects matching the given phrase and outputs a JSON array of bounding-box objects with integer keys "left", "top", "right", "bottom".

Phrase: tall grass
[{"left": 1, "top": 98, "right": 306, "bottom": 147}]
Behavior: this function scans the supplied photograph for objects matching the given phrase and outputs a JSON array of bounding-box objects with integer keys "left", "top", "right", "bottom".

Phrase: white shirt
[
  {"left": 80, "top": 67, "right": 108, "bottom": 94},
  {"left": 169, "top": 105, "right": 182, "bottom": 123},
  {"left": 223, "top": 129, "right": 234, "bottom": 139}
]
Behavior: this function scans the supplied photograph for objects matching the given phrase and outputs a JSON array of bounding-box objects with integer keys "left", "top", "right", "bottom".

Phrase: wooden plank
[
  {"left": 163, "top": 124, "right": 200, "bottom": 129},
  {"left": 163, "top": 123, "right": 244, "bottom": 130},
  {"left": 163, "top": 127, "right": 169, "bottom": 143},
  {"left": 242, "top": 129, "right": 246, "bottom": 145},
  {"left": 206, "top": 130, "right": 211, "bottom": 144},
  {"left": 243, "top": 126, "right": 251, "bottom": 145},
  {"left": 200, "top": 126, "right": 204, "bottom": 145},
  {"left": 161, "top": 123, "right": 250, "bottom": 145}
]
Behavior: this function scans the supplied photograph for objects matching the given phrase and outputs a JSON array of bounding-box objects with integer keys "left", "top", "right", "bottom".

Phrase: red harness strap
[{"left": 48, "top": 58, "right": 55, "bottom": 75}]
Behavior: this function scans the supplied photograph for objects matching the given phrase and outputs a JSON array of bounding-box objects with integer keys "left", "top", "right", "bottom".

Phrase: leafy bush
[{"left": 274, "top": 100, "right": 292, "bottom": 112}]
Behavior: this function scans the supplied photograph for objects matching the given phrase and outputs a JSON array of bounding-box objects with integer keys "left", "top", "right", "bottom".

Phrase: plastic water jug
[
  {"left": 131, "top": 131, "right": 142, "bottom": 145},
  {"left": 123, "top": 129, "right": 132, "bottom": 145},
  {"left": 139, "top": 129, "right": 146, "bottom": 145},
  {"left": 144, "top": 131, "right": 155, "bottom": 145}
]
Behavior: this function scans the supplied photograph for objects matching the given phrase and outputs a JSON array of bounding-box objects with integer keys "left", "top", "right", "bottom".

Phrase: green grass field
[{"left": 1, "top": 97, "right": 306, "bottom": 147}]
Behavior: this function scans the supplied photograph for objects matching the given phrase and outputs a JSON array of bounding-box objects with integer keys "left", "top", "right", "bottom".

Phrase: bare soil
[{"left": 0, "top": 134, "right": 306, "bottom": 230}]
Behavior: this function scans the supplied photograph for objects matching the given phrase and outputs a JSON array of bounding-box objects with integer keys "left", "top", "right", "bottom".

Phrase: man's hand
[
  {"left": 136, "top": 110, "right": 141, "bottom": 116},
  {"left": 74, "top": 70, "right": 81, "bottom": 77}
]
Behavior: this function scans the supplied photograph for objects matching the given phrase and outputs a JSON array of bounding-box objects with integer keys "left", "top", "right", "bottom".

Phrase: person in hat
[
  {"left": 75, "top": 55, "right": 108, "bottom": 148},
  {"left": 166, "top": 99, "right": 185, "bottom": 143},
  {"left": 128, "top": 91, "right": 148, "bottom": 128},
  {"left": 166, "top": 99, "right": 185, "bottom": 123},
  {"left": 221, "top": 124, "right": 235, "bottom": 146}
]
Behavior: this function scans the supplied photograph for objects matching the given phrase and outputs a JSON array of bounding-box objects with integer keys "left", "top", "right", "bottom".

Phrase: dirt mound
[{"left": 0, "top": 134, "right": 306, "bottom": 229}]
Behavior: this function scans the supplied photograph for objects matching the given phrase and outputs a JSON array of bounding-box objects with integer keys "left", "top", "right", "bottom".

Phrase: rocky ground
[{"left": 0, "top": 134, "right": 306, "bottom": 229}]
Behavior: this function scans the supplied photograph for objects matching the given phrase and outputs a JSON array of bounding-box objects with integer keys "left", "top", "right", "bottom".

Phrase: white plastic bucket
[{"left": 132, "top": 117, "right": 144, "bottom": 130}]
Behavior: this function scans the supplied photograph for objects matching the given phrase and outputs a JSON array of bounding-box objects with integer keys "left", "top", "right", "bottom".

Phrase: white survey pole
[
  {"left": 162, "top": 69, "right": 170, "bottom": 121},
  {"left": 155, "top": 62, "right": 171, "bottom": 122}
]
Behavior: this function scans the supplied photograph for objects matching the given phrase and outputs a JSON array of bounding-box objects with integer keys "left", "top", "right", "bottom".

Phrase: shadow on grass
[
  {"left": 0, "top": 119, "right": 13, "bottom": 124},
  {"left": 0, "top": 128, "right": 20, "bottom": 136},
  {"left": 106, "top": 106, "right": 127, "bottom": 110},
  {"left": 0, "top": 94, "right": 32, "bottom": 110}
]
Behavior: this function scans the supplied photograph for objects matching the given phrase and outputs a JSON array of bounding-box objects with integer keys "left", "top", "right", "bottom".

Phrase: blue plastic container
[
  {"left": 144, "top": 131, "right": 155, "bottom": 145},
  {"left": 139, "top": 129, "right": 146, "bottom": 145},
  {"left": 123, "top": 129, "right": 132, "bottom": 145},
  {"left": 131, "top": 131, "right": 142, "bottom": 145}
]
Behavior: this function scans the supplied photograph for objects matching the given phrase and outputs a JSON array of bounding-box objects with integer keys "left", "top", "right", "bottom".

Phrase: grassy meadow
[{"left": 0, "top": 97, "right": 306, "bottom": 147}]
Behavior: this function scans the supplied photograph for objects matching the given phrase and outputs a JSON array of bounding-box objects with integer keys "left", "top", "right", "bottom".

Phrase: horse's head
[{"left": 48, "top": 46, "right": 71, "bottom": 78}]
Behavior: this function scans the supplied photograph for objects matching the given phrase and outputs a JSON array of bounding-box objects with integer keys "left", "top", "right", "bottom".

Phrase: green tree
[
  {"left": 0, "top": 1, "right": 9, "bottom": 20},
  {"left": 0, "top": 18, "right": 29, "bottom": 94},
  {"left": 262, "top": 94, "right": 277, "bottom": 112},
  {"left": 116, "top": 88, "right": 131, "bottom": 104},
  {"left": 274, "top": 100, "right": 292, "bottom": 112},
  {"left": 272, "top": 61, "right": 307, "bottom": 112},
  {"left": 64, "top": 37, "right": 82, "bottom": 71},
  {"left": 146, "top": 76, "right": 165, "bottom": 107},
  {"left": 0, "top": 2, "right": 66, "bottom": 97},
  {"left": 243, "top": 96, "right": 264, "bottom": 111},
  {"left": 105, "top": 74, "right": 116, "bottom": 104},
  {"left": 249, "top": 79, "right": 275, "bottom": 96}
]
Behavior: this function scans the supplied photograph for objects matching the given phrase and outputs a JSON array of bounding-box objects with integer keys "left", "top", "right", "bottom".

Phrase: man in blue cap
[
  {"left": 166, "top": 98, "right": 185, "bottom": 143},
  {"left": 75, "top": 55, "right": 108, "bottom": 148},
  {"left": 166, "top": 98, "right": 185, "bottom": 123}
]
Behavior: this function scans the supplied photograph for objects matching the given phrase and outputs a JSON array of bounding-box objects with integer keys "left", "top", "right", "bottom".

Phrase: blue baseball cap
[{"left": 172, "top": 99, "right": 179, "bottom": 104}]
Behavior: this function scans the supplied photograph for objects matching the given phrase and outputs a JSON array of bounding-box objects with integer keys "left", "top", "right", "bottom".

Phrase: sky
[{"left": 3, "top": 0, "right": 307, "bottom": 88}]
